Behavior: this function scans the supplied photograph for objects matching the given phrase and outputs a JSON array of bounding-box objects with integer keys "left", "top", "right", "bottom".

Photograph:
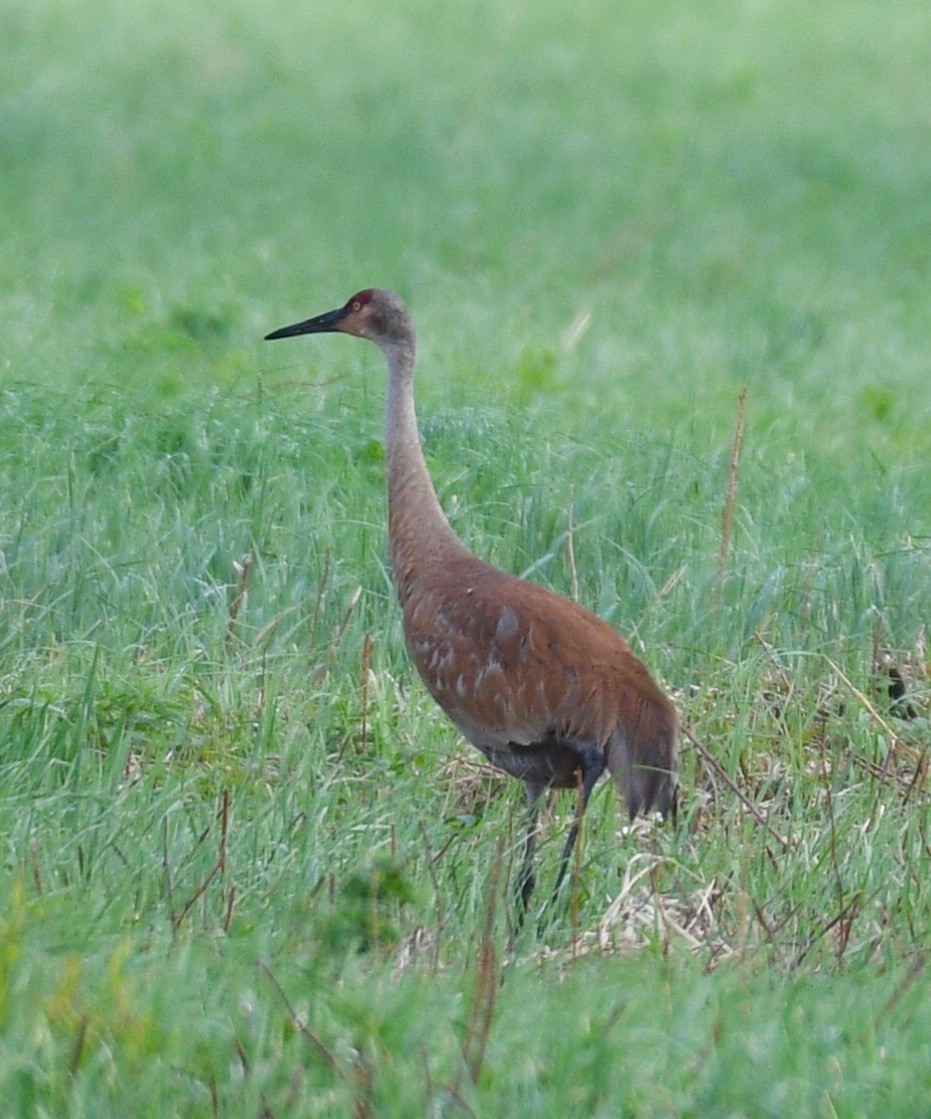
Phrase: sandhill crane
[{"left": 265, "top": 288, "right": 677, "bottom": 919}]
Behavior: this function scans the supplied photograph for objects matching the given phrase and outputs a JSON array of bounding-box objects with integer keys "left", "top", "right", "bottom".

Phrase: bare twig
[
  {"left": 874, "top": 953, "right": 927, "bottom": 1026},
  {"left": 435, "top": 1085, "right": 479, "bottom": 1118},
  {"left": 227, "top": 552, "right": 253, "bottom": 641},
  {"left": 752, "top": 630, "right": 793, "bottom": 693},
  {"left": 793, "top": 889, "right": 876, "bottom": 969},
  {"left": 218, "top": 787, "right": 230, "bottom": 878},
  {"left": 172, "top": 789, "right": 232, "bottom": 932},
  {"left": 825, "top": 657, "right": 897, "bottom": 739},
  {"left": 817, "top": 732, "right": 847, "bottom": 961},
  {"left": 417, "top": 821, "right": 447, "bottom": 962},
  {"left": 353, "top": 1052, "right": 375, "bottom": 1119},
  {"left": 260, "top": 961, "right": 340, "bottom": 1072},
  {"left": 162, "top": 815, "right": 174, "bottom": 919},
  {"left": 69, "top": 1015, "right": 89, "bottom": 1075},
  {"left": 309, "top": 548, "right": 332, "bottom": 650},
  {"left": 461, "top": 841, "right": 502, "bottom": 1086},
  {"left": 566, "top": 489, "right": 579, "bottom": 603},
  {"left": 359, "top": 633, "right": 374, "bottom": 753},
  {"left": 30, "top": 840, "right": 43, "bottom": 896},
  {"left": 902, "top": 747, "right": 928, "bottom": 807},
  {"left": 681, "top": 723, "right": 789, "bottom": 849},
  {"left": 314, "top": 585, "right": 363, "bottom": 684},
  {"left": 718, "top": 389, "right": 747, "bottom": 583},
  {"left": 172, "top": 860, "right": 222, "bottom": 932},
  {"left": 824, "top": 656, "right": 917, "bottom": 768},
  {"left": 224, "top": 885, "right": 237, "bottom": 933}
]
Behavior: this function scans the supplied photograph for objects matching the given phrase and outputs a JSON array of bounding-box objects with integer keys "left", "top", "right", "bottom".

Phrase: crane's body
[{"left": 266, "top": 288, "right": 677, "bottom": 916}]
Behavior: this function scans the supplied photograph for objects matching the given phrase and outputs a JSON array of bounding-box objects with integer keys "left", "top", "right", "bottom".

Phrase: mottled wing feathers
[{"left": 399, "top": 553, "right": 677, "bottom": 813}]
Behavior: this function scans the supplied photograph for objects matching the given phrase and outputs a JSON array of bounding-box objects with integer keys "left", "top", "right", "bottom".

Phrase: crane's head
[{"left": 264, "top": 288, "right": 412, "bottom": 349}]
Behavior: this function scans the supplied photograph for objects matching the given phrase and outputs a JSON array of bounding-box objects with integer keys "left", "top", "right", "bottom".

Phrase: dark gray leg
[
  {"left": 549, "top": 745, "right": 605, "bottom": 906},
  {"left": 515, "top": 783, "right": 544, "bottom": 926}
]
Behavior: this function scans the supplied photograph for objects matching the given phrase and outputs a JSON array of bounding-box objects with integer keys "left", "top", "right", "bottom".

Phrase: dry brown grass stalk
[{"left": 718, "top": 388, "right": 747, "bottom": 584}]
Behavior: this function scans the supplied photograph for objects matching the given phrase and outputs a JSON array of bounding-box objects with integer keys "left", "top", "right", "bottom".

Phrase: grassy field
[{"left": 1, "top": 0, "right": 930, "bottom": 1114}]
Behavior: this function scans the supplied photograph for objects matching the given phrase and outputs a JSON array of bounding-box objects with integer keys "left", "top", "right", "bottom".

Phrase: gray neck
[{"left": 381, "top": 338, "right": 465, "bottom": 600}]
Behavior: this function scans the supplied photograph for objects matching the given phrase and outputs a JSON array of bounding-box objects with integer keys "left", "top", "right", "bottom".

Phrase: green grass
[{"left": 1, "top": 0, "right": 930, "bottom": 1114}]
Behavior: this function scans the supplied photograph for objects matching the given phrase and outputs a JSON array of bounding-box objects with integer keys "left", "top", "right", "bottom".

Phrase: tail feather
[{"left": 606, "top": 714, "right": 678, "bottom": 823}]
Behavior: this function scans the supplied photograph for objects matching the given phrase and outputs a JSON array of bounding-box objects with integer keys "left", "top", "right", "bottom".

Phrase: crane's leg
[
  {"left": 514, "top": 782, "right": 544, "bottom": 928},
  {"left": 549, "top": 745, "right": 605, "bottom": 906}
]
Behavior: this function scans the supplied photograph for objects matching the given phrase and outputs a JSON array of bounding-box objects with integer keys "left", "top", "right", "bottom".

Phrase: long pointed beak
[{"left": 264, "top": 305, "right": 346, "bottom": 341}]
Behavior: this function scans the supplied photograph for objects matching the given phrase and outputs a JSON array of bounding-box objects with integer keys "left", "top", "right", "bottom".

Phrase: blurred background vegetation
[{"left": 0, "top": 1, "right": 929, "bottom": 1114}]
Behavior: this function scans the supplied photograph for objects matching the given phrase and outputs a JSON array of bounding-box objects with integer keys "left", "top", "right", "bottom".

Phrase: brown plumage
[{"left": 266, "top": 288, "right": 677, "bottom": 917}]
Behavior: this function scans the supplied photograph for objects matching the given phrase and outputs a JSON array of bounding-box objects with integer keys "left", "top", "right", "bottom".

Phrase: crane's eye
[{"left": 348, "top": 288, "right": 375, "bottom": 313}]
